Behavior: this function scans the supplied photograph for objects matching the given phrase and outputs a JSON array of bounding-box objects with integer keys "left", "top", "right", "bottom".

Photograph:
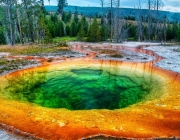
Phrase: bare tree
[
  {"left": 99, "top": 0, "right": 105, "bottom": 25},
  {"left": 15, "top": 0, "right": 23, "bottom": 44},
  {"left": 136, "top": 0, "right": 144, "bottom": 41},
  {"left": 107, "top": 0, "right": 116, "bottom": 42},
  {"left": 0, "top": 0, "right": 17, "bottom": 45},
  {"left": 110, "top": 0, "right": 113, "bottom": 42},
  {"left": 112, "top": 0, "right": 130, "bottom": 42},
  {"left": 105, "top": 0, "right": 130, "bottom": 42},
  {"left": 0, "top": 0, "right": 47, "bottom": 45},
  {"left": 162, "top": 15, "right": 167, "bottom": 43},
  {"left": 21, "top": 0, "right": 35, "bottom": 43},
  {"left": 147, "top": 0, "right": 153, "bottom": 41},
  {"left": 7, "top": 0, "right": 14, "bottom": 45},
  {"left": 114, "top": 0, "right": 121, "bottom": 42},
  {"left": 154, "top": 0, "right": 164, "bottom": 40}
]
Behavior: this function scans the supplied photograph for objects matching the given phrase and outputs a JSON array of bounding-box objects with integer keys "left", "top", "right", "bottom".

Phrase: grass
[
  {"left": 0, "top": 45, "right": 69, "bottom": 55},
  {"left": 0, "top": 36, "right": 75, "bottom": 55},
  {"left": 91, "top": 48, "right": 118, "bottom": 54},
  {"left": 128, "top": 37, "right": 136, "bottom": 41},
  {"left": 0, "top": 42, "right": 71, "bottom": 74},
  {"left": 53, "top": 36, "right": 77, "bottom": 43},
  {"left": 110, "top": 54, "right": 123, "bottom": 58},
  {"left": 163, "top": 42, "right": 180, "bottom": 46},
  {"left": 90, "top": 48, "right": 124, "bottom": 58},
  {"left": 99, "top": 49, "right": 118, "bottom": 54},
  {"left": 0, "top": 58, "right": 7, "bottom": 65}
]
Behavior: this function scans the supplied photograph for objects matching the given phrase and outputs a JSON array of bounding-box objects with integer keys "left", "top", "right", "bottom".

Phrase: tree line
[
  {"left": 0, "top": 0, "right": 48, "bottom": 45},
  {"left": 0, "top": 0, "right": 180, "bottom": 46}
]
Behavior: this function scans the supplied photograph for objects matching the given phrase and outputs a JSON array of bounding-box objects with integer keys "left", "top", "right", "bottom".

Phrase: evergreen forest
[{"left": 0, "top": 0, "right": 180, "bottom": 46}]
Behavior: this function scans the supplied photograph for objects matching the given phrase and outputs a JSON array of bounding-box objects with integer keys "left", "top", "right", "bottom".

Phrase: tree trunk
[
  {"left": 7, "top": 0, "right": 14, "bottom": 46},
  {"left": 155, "top": 0, "right": 159, "bottom": 40},
  {"left": 23, "top": 0, "right": 34, "bottom": 43},
  {"left": 16, "top": 1, "right": 24, "bottom": 45},
  {"left": 110, "top": 0, "right": 113, "bottom": 42},
  {"left": 136, "top": 0, "right": 143, "bottom": 42},
  {"left": 148, "top": 0, "right": 151, "bottom": 41}
]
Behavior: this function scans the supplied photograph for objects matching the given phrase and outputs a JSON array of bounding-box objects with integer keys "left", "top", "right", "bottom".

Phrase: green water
[{"left": 3, "top": 67, "right": 163, "bottom": 110}]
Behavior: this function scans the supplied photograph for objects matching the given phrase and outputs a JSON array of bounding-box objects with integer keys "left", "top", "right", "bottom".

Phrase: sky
[{"left": 44, "top": 0, "right": 180, "bottom": 12}]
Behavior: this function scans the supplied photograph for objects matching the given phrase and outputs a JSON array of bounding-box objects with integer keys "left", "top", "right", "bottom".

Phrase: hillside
[{"left": 45, "top": 5, "right": 180, "bottom": 22}]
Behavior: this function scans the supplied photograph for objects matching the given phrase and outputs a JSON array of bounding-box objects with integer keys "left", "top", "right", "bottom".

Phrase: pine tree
[
  {"left": 177, "top": 27, "right": 180, "bottom": 41},
  {"left": 81, "top": 16, "right": 88, "bottom": 35},
  {"left": 46, "top": 19, "right": 55, "bottom": 38},
  {"left": 62, "top": 11, "right": 72, "bottom": 23},
  {"left": 0, "top": 7, "right": 5, "bottom": 44},
  {"left": 70, "top": 21, "right": 77, "bottom": 37},
  {"left": 56, "top": 20, "right": 64, "bottom": 37},
  {"left": 0, "top": 28, "right": 5, "bottom": 44},
  {"left": 40, "top": 0, "right": 46, "bottom": 14},
  {"left": 77, "top": 20, "right": 85, "bottom": 41},
  {"left": 172, "top": 23, "right": 178, "bottom": 40},
  {"left": 100, "top": 25, "right": 108, "bottom": 41},
  {"left": 128, "top": 24, "right": 137, "bottom": 40},
  {"left": 62, "top": 12, "right": 66, "bottom": 22},
  {"left": 44, "top": 25, "right": 52, "bottom": 44},
  {"left": 51, "top": 14, "right": 58, "bottom": 23},
  {"left": 1, "top": 0, "right": 16, "bottom": 45},
  {"left": 77, "top": 17, "right": 86, "bottom": 36},
  {"left": 66, "top": 24, "right": 71, "bottom": 36},
  {"left": 166, "top": 24, "right": 172, "bottom": 41},
  {"left": 57, "top": 0, "right": 67, "bottom": 15},
  {"left": 74, "top": 7, "right": 79, "bottom": 24},
  {"left": 66, "top": 11, "right": 72, "bottom": 23},
  {"left": 0, "top": 0, "right": 48, "bottom": 45},
  {"left": 87, "top": 18, "right": 101, "bottom": 42}
]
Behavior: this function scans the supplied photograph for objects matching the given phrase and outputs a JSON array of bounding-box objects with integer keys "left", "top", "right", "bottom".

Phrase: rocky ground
[
  {"left": 122, "top": 42, "right": 180, "bottom": 73},
  {"left": 0, "top": 53, "right": 40, "bottom": 75},
  {"left": 71, "top": 42, "right": 180, "bottom": 73},
  {"left": 70, "top": 42, "right": 156, "bottom": 62},
  {"left": 145, "top": 45, "right": 180, "bottom": 73},
  {"left": 0, "top": 47, "right": 85, "bottom": 75},
  {"left": 95, "top": 49, "right": 155, "bottom": 62},
  {"left": 2, "top": 42, "right": 176, "bottom": 75},
  {"left": 0, "top": 129, "right": 36, "bottom": 140}
]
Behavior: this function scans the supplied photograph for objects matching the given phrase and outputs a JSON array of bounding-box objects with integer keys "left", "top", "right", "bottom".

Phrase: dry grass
[
  {"left": 99, "top": 49, "right": 118, "bottom": 54},
  {"left": 0, "top": 44, "right": 69, "bottom": 55},
  {"left": 110, "top": 54, "right": 123, "bottom": 58},
  {"left": 91, "top": 48, "right": 118, "bottom": 54},
  {"left": 90, "top": 48, "right": 123, "bottom": 58}
]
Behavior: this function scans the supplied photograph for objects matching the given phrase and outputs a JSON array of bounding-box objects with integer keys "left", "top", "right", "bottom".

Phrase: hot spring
[
  {"left": 0, "top": 59, "right": 180, "bottom": 139},
  {"left": 0, "top": 60, "right": 163, "bottom": 110}
]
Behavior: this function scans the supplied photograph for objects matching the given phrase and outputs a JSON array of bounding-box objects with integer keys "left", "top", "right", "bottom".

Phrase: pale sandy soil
[
  {"left": 145, "top": 45, "right": 180, "bottom": 73},
  {"left": 122, "top": 42, "right": 180, "bottom": 73},
  {"left": 0, "top": 129, "right": 36, "bottom": 140}
]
